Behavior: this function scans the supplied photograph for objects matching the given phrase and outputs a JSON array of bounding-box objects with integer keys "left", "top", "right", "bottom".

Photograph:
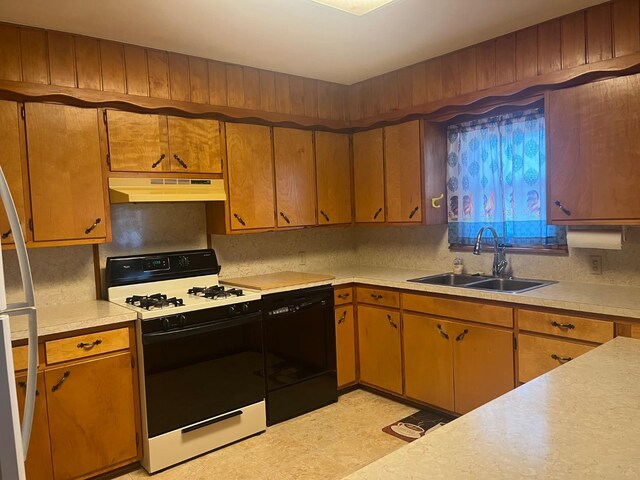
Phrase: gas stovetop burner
[
  {"left": 187, "top": 285, "right": 245, "bottom": 300},
  {"left": 126, "top": 293, "right": 185, "bottom": 310}
]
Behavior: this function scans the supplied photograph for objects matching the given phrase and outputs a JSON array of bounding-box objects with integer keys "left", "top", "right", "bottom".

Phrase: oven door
[{"left": 141, "top": 312, "right": 264, "bottom": 438}]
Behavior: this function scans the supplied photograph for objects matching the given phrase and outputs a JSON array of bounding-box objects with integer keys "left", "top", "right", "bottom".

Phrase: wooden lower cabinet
[
  {"left": 45, "top": 352, "right": 138, "bottom": 479},
  {"left": 518, "top": 334, "right": 595, "bottom": 383},
  {"left": 15, "top": 372, "right": 54, "bottom": 480},
  {"left": 335, "top": 305, "right": 357, "bottom": 388},
  {"left": 357, "top": 305, "right": 402, "bottom": 394}
]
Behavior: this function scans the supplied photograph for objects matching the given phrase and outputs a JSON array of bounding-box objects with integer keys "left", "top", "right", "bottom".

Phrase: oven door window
[{"left": 142, "top": 313, "right": 264, "bottom": 437}]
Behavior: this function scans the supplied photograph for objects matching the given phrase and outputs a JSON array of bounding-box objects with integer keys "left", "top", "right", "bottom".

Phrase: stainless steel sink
[
  {"left": 408, "top": 273, "right": 491, "bottom": 286},
  {"left": 407, "top": 273, "right": 555, "bottom": 293}
]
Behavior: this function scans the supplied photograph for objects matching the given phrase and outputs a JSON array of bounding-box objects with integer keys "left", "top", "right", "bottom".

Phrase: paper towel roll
[{"left": 566, "top": 230, "right": 623, "bottom": 250}]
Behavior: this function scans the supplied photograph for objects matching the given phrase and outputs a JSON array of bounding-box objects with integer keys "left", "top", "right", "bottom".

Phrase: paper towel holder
[{"left": 566, "top": 226, "right": 626, "bottom": 249}]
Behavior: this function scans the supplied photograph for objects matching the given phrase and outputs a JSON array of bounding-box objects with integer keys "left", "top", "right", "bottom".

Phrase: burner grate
[
  {"left": 188, "top": 286, "right": 244, "bottom": 299},
  {"left": 126, "top": 293, "right": 184, "bottom": 310}
]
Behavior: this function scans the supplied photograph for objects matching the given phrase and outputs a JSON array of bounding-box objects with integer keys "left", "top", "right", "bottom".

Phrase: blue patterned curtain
[{"left": 446, "top": 108, "right": 566, "bottom": 246}]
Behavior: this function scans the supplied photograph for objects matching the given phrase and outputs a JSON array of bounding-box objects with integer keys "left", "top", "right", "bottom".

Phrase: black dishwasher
[{"left": 262, "top": 285, "right": 337, "bottom": 425}]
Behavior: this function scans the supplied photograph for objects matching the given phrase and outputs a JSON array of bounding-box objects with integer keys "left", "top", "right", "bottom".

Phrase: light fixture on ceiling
[{"left": 310, "top": 0, "right": 398, "bottom": 16}]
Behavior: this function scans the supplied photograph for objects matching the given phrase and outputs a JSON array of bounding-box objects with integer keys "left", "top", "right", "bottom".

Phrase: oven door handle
[{"left": 142, "top": 312, "right": 262, "bottom": 345}]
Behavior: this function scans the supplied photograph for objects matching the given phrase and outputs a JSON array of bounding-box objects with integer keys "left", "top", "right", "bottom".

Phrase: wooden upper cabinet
[
  {"left": 384, "top": 121, "right": 422, "bottom": 223},
  {"left": 273, "top": 127, "right": 316, "bottom": 227},
  {"left": 167, "top": 117, "right": 222, "bottom": 173},
  {"left": 226, "top": 123, "right": 275, "bottom": 230},
  {"left": 25, "top": 103, "right": 107, "bottom": 242},
  {"left": 0, "top": 101, "right": 27, "bottom": 245},
  {"left": 353, "top": 129, "right": 385, "bottom": 223},
  {"left": 547, "top": 74, "right": 640, "bottom": 223},
  {"left": 107, "top": 110, "right": 168, "bottom": 172},
  {"left": 315, "top": 131, "right": 352, "bottom": 225}
]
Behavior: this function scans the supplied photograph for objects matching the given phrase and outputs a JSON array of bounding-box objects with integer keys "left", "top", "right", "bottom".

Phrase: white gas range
[{"left": 105, "top": 249, "right": 266, "bottom": 474}]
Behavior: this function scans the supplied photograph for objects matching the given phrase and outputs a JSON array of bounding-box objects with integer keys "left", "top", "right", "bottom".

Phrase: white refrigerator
[{"left": 0, "top": 167, "right": 38, "bottom": 480}]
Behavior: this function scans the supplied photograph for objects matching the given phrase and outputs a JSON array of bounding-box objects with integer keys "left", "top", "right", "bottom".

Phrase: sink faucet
[{"left": 473, "top": 226, "right": 508, "bottom": 277}]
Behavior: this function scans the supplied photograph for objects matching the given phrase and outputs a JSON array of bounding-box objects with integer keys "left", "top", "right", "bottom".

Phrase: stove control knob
[
  {"left": 229, "top": 304, "right": 238, "bottom": 315},
  {"left": 178, "top": 256, "right": 190, "bottom": 268},
  {"left": 241, "top": 303, "right": 249, "bottom": 313}
]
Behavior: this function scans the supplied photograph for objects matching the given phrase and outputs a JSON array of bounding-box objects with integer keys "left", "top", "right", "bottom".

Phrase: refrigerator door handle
[{"left": 0, "top": 167, "right": 37, "bottom": 458}]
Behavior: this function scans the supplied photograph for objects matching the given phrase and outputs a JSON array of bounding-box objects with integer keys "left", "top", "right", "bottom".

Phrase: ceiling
[{"left": 0, "top": 0, "right": 605, "bottom": 85}]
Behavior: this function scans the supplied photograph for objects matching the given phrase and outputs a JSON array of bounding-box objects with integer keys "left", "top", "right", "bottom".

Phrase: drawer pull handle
[
  {"left": 173, "top": 154, "right": 188, "bottom": 169},
  {"left": 17, "top": 382, "right": 39, "bottom": 396},
  {"left": 387, "top": 314, "right": 397, "bottom": 329},
  {"left": 373, "top": 207, "right": 383, "bottom": 220},
  {"left": 279, "top": 211, "right": 291, "bottom": 224},
  {"left": 431, "top": 193, "right": 444, "bottom": 209},
  {"left": 320, "top": 210, "right": 330, "bottom": 222},
  {"left": 151, "top": 153, "right": 166, "bottom": 168},
  {"left": 1, "top": 228, "right": 11, "bottom": 239},
  {"left": 409, "top": 206, "right": 419, "bottom": 219},
  {"left": 455, "top": 329, "right": 469, "bottom": 342},
  {"left": 370, "top": 294, "right": 383, "bottom": 300},
  {"left": 85, "top": 218, "right": 101, "bottom": 235},
  {"left": 437, "top": 324, "right": 449, "bottom": 340},
  {"left": 77, "top": 339, "right": 103, "bottom": 349},
  {"left": 51, "top": 371, "right": 71, "bottom": 392},
  {"left": 554, "top": 200, "right": 571, "bottom": 216},
  {"left": 233, "top": 213, "right": 246, "bottom": 226},
  {"left": 551, "top": 321, "right": 575, "bottom": 330},
  {"left": 551, "top": 354, "right": 572, "bottom": 364},
  {"left": 337, "top": 293, "right": 351, "bottom": 300},
  {"left": 338, "top": 311, "right": 347, "bottom": 324}
]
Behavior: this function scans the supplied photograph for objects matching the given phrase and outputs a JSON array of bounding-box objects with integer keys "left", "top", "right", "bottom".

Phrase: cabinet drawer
[
  {"left": 402, "top": 293, "right": 513, "bottom": 328},
  {"left": 518, "top": 309, "right": 613, "bottom": 344},
  {"left": 12, "top": 345, "right": 28, "bottom": 371},
  {"left": 45, "top": 327, "right": 130, "bottom": 365},
  {"left": 518, "top": 334, "right": 594, "bottom": 383},
  {"left": 334, "top": 286, "right": 354, "bottom": 305},
  {"left": 356, "top": 287, "right": 399, "bottom": 309}
]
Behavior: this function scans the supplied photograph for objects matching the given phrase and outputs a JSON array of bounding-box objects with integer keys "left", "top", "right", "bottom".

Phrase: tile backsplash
[{"left": 4, "top": 201, "right": 640, "bottom": 307}]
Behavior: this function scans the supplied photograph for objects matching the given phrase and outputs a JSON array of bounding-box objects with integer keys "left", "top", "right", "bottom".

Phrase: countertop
[
  {"left": 10, "top": 300, "right": 137, "bottom": 342},
  {"left": 343, "top": 336, "right": 640, "bottom": 480}
]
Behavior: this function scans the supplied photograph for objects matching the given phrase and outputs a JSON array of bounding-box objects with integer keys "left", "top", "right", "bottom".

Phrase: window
[{"left": 446, "top": 107, "right": 566, "bottom": 250}]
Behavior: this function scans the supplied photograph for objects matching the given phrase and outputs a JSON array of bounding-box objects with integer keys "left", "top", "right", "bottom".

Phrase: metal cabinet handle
[
  {"left": 77, "top": 339, "right": 102, "bottom": 349},
  {"left": 455, "top": 329, "right": 469, "bottom": 342},
  {"left": 551, "top": 353, "right": 572, "bottom": 364},
  {"left": 554, "top": 200, "right": 571, "bottom": 216},
  {"left": 320, "top": 210, "right": 330, "bottom": 222},
  {"left": 337, "top": 293, "right": 351, "bottom": 300},
  {"left": 51, "top": 371, "right": 71, "bottom": 392},
  {"left": 550, "top": 321, "right": 575, "bottom": 330},
  {"left": 17, "top": 382, "right": 39, "bottom": 396},
  {"left": 373, "top": 207, "right": 383, "bottom": 220},
  {"left": 437, "top": 324, "right": 449, "bottom": 340},
  {"left": 409, "top": 206, "right": 419, "bottom": 219},
  {"left": 84, "top": 218, "right": 101, "bottom": 235},
  {"left": 370, "top": 293, "right": 383, "bottom": 300},
  {"left": 387, "top": 314, "right": 397, "bottom": 329},
  {"left": 173, "top": 154, "right": 188, "bottom": 169},
  {"left": 431, "top": 193, "right": 444, "bottom": 209},
  {"left": 233, "top": 213, "right": 246, "bottom": 226},
  {"left": 338, "top": 311, "right": 347, "bottom": 324},
  {"left": 151, "top": 153, "right": 166, "bottom": 168},
  {"left": 279, "top": 212, "right": 291, "bottom": 224},
  {"left": 1, "top": 228, "right": 11, "bottom": 239}
]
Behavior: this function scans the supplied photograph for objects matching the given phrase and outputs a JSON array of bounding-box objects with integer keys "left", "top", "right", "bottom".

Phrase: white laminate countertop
[
  {"left": 10, "top": 300, "right": 137, "bottom": 342},
  {"left": 344, "top": 336, "right": 640, "bottom": 480}
]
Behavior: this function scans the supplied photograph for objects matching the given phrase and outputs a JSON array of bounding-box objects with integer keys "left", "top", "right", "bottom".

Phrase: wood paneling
[
  {"left": 335, "top": 305, "right": 357, "bottom": 388},
  {"left": 441, "top": 53, "right": 460, "bottom": 99},
  {"left": 124, "top": 45, "right": 149, "bottom": 96},
  {"left": 259, "top": 70, "right": 276, "bottom": 112},
  {"left": 289, "top": 75, "right": 305, "bottom": 116},
  {"left": 397, "top": 67, "right": 412, "bottom": 109},
  {"left": 562, "top": 11, "right": 587, "bottom": 69},
  {"left": 518, "top": 309, "right": 614, "bottom": 344},
  {"left": 382, "top": 72, "right": 398, "bottom": 113},
  {"left": 100, "top": 41, "right": 125, "bottom": 93},
  {"left": 516, "top": 26, "right": 538, "bottom": 80},
  {"left": 168, "top": 52, "right": 190, "bottom": 102},
  {"left": 47, "top": 31, "right": 76, "bottom": 87},
  {"left": 207, "top": 60, "right": 227, "bottom": 106},
  {"left": 317, "top": 81, "right": 333, "bottom": 119},
  {"left": 495, "top": 33, "right": 516, "bottom": 86},
  {"left": 147, "top": 49, "right": 170, "bottom": 99},
  {"left": 243, "top": 66, "right": 260, "bottom": 110},
  {"left": 74, "top": 36, "right": 101, "bottom": 90},
  {"left": 45, "top": 327, "right": 130, "bottom": 365},
  {"left": 189, "top": 57, "right": 209, "bottom": 104},
  {"left": 274, "top": 73, "right": 291, "bottom": 114},
  {"left": 587, "top": 3, "right": 614, "bottom": 63},
  {"left": 303, "top": 78, "right": 318, "bottom": 117},
  {"left": 353, "top": 129, "right": 385, "bottom": 223},
  {"left": 538, "top": 19, "right": 562, "bottom": 75},
  {"left": 613, "top": 0, "right": 640, "bottom": 57},
  {"left": 458, "top": 47, "right": 477, "bottom": 94},
  {"left": 356, "top": 287, "right": 399, "bottom": 309},
  {"left": 423, "top": 122, "right": 448, "bottom": 225},
  {"left": 21, "top": 28, "right": 49, "bottom": 84},
  {"left": 411, "top": 62, "right": 427, "bottom": 106},
  {"left": 476, "top": 40, "right": 496, "bottom": 90},
  {"left": 426, "top": 57, "right": 443, "bottom": 102},
  {"left": 168, "top": 117, "right": 222, "bottom": 173},
  {"left": 315, "top": 131, "right": 352, "bottom": 225},
  {"left": 226, "top": 65, "right": 244, "bottom": 108},
  {"left": 0, "top": 24, "right": 22, "bottom": 81},
  {"left": 518, "top": 334, "right": 594, "bottom": 382}
]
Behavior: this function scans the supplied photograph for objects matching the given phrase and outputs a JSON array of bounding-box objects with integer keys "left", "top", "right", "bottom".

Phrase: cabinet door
[
  {"left": 384, "top": 121, "right": 422, "bottom": 223},
  {"left": 316, "top": 131, "right": 352, "bottom": 225},
  {"left": 15, "top": 372, "right": 54, "bottom": 480},
  {"left": 403, "top": 313, "right": 454, "bottom": 411},
  {"left": 518, "top": 334, "right": 594, "bottom": 383},
  {"left": 106, "top": 110, "right": 169, "bottom": 172},
  {"left": 25, "top": 103, "right": 107, "bottom": 241},
  {"left": 226, "top": 123, "right": 275, "bottom": 230},
  {"left": 45, "top": 353, "right": 138, "bottom": 479},
  {"left": 335, "top": 305, "right": 356, "bottom": 388},
  {"left": 0, "top": 101, "right": 27, "bottom": 244},
  {"left": 273, "top": 127, "right": 316, "bottom": 227},
  {"left": 548, "top": 74, "right": 640, "bottom": 222},
  {"left": 167, "top": 117, "right": 222, "bottom": 173},
  {"left": 357, "top": 305, "right": 402, "bottom": 394},
  {"left": 353, "top": 129, "right": 385, "bottom": 223},
  {"left": 452, "top": 322, "right": 514, "bottom": 414}
]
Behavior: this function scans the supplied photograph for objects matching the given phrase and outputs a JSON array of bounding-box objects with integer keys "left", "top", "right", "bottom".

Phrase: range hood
[{"left": 109, "top": 177, "right": 226, "bottom": 203}]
